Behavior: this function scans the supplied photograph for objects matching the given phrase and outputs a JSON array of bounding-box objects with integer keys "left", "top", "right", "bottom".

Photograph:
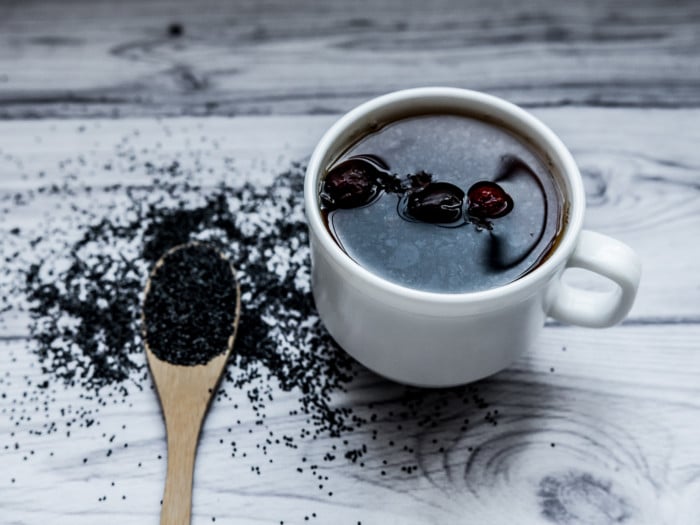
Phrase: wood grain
[
  {"left": 1, "top": 323, "right": 699, "bottom": 524},
  {"left": 1, "top": 111, "right": 698, "bottom": 328},
  {"left": 1, "top": 2, "right": 698, "bottom": 522},
  {"left": 0, "top": 0, "right": 699, "bottom": 118},
  {"left": 0, "top": 113, "right": 697, "bottom": 524}
]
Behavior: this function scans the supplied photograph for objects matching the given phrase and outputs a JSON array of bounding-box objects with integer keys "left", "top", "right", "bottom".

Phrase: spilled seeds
[{"left": 0, "top": 126, "right": 500, "bottom": 521}]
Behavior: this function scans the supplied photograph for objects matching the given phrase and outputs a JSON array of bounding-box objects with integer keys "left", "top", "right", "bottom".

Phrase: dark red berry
[
  {"left": 467, "top": 181, "right": 513, "bottom": 219},
  {"left": 321, "top": 157, "right": 380, "bottom": 209},
  {"left": 406, "top": 182, "right": 464, "bottom": 224}
]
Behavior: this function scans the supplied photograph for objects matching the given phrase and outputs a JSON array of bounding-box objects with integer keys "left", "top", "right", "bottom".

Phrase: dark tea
[{"left": 319, "top": 114, "right": 564, "bottom": 293}]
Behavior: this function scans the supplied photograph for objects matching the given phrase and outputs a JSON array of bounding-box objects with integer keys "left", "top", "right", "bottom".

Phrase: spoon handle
[
  {"left": 161, "top": 423, "right": 200, "bottom": 525},
  {"left": 152, "top": 361, "right": 214, "bottom": 525},
  {"left": 145, "top": 350, "right": 232, "bottom": 525}
]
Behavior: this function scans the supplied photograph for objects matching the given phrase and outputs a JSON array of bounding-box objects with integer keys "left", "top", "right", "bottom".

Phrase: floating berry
[
  {"left": 405, "top": 182, "right": 464, "bottom": 224},
  {"left": 321, "top": 157, "right": 381, "bottom": 209},
  {"left": 467, "top": 181, "right": 513, "bottom": 219}
]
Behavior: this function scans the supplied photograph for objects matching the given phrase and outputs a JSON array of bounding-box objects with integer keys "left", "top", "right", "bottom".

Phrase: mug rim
[{"left": 304, "top": 87, "right": 585, "bottom": 306}]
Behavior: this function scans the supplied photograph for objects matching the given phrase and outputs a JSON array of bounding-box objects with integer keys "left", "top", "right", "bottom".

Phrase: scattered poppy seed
[
  {"left": 0, "top": 135, "right": 505, "bottom": 519},
  {"left": 168, "top": 23, "right": 184, "bottom": 37}
]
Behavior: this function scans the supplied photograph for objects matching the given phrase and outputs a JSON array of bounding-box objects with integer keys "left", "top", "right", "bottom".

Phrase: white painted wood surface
[
  {"left": 0, "top": 113, "right": 698, "bottom": 525},
  {"left": 1, "top": 1, "right": 699, "bottom": 523},
  {"left": 0, "top": 0, "right": 699, "bottom": 118}
]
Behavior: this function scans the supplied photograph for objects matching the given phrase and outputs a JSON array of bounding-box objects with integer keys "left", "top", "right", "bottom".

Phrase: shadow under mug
[{"left": 304, "top": 87, "right": 642, "bottom": 387}]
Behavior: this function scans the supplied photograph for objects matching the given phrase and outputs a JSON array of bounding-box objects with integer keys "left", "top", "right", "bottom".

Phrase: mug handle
[{"left": 548, "top": 230, "right": 642, "bottom": 328}]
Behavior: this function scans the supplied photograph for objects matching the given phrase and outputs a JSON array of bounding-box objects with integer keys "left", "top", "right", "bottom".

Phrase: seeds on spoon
[{"left": 142, "top": 243, "right": 239, "bottom": 366}]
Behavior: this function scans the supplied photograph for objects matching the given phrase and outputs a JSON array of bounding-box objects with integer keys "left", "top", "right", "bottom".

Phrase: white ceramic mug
[{"left": 304, "top": 87, "right": 641, "bottom": 387}]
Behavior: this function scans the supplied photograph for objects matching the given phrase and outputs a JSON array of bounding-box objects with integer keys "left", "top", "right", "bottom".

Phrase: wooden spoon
[{"left": 142, "top": 242, "right": 241, "bottom": 525}]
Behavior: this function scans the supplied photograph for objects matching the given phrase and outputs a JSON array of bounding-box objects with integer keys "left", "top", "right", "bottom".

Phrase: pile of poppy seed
[
  {"left": 143, "top": 242, "right": 240, "bottom": 366},
  {"left": 0, "top": 141, "right": 502, "bottom": 517}
]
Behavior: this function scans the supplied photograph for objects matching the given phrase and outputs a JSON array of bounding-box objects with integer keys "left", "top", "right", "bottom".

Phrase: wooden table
[{"left": 1, "top": 1, "right": 698, "bottom": 524}]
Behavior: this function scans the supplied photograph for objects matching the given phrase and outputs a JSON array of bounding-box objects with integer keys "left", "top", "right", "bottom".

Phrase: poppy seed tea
[{"left": 319, "top": 113, "right": 564, "bottom": 293}]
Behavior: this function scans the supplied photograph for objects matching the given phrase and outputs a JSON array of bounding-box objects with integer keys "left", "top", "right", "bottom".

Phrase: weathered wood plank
[
  {"left": 0, "top": 0, "right": 699, "bottom": 118},
  {"left": 1, "top": 324, "right": 699, "bottom": 523},
  {"left": 1, "top": 2, "right": 697, "bottom": 523},
  {"left": 1, "top": 111, "right": 698, "bottom": 327}
]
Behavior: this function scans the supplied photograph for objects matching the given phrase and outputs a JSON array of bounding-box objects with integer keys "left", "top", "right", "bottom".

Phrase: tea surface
[{"left": 322, "top": 114, "right": 563, "bottom": 293}]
